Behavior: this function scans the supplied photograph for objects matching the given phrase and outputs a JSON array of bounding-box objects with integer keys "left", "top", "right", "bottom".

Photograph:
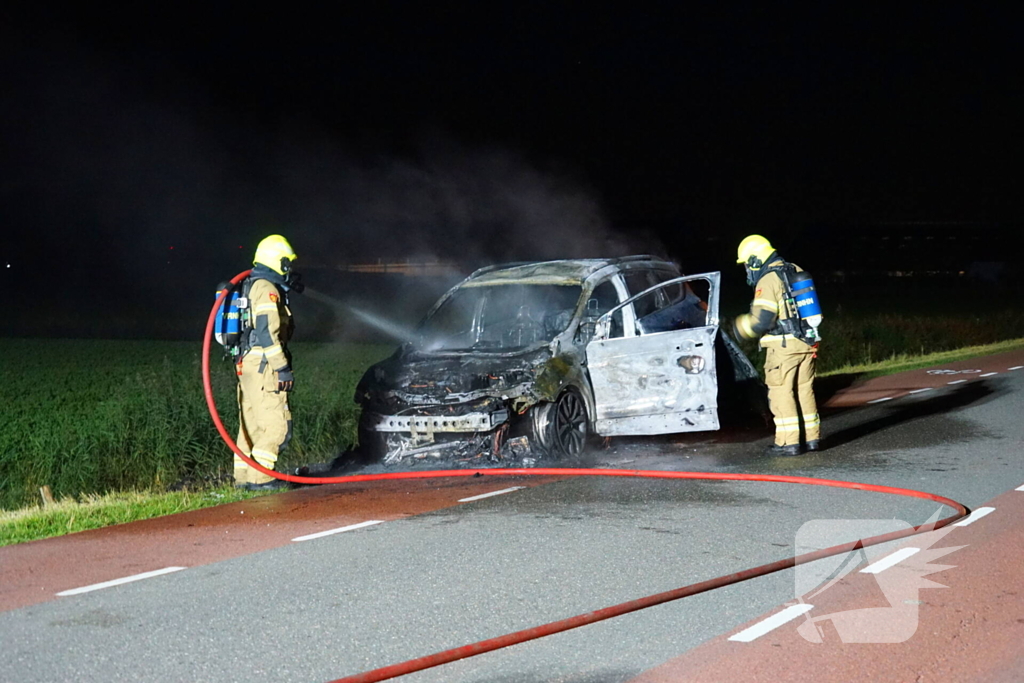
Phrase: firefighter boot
[{"left": 765, "top": 443, "right": 802, "bottom": 456}]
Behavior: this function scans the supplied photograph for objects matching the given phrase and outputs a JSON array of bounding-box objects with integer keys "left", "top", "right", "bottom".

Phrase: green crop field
[
  {"left": 1, "top": 340, "right": 392, "bottom": 510},
  {"left": 3, "top": 299, "right": 1023, "bottom": 512},
  {"left": 729, "top": 284, "right": 1024, "bottom": 376}
]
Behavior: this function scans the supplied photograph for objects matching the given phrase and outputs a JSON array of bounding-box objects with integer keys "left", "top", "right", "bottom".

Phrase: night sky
[{"left": 2, "top": 3, "right": 1022, "bottom": 328}]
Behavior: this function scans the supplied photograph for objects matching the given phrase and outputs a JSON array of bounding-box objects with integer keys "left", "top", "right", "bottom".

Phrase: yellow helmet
[
  {"left": 253, "top": 234, "right": 297, "bottom": 275},
  {"left": 736, "top": 234, "right": 775, "bottom": 268}
]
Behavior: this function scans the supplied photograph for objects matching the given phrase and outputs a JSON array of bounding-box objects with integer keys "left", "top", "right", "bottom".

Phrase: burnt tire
[{"left": 529, "top": 388, "right": 589, "bottom": 459}]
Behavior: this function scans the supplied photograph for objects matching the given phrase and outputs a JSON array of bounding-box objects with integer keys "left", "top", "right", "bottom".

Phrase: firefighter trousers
[
  {"left": 235, "top": 353, "right": 292, "bottom": 485},
  {"left": 764, "top": 345, "right": 820, "bottom": 447}
]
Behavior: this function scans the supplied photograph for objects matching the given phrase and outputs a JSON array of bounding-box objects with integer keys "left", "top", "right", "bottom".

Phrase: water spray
[{"left": 304, "top": 286, "right": 417, "bottom": 342}]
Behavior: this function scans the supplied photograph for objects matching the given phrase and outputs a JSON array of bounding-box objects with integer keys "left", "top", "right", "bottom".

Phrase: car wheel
[{"left": 530, "top": 388, "right": 589, "bottom": 459}]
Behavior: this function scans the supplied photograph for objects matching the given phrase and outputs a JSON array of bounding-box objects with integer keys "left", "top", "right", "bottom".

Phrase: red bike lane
[
  {"left": 0, "top": 476, "right": 559, "bottom": 612},
  {"left": 822, "top": 348, "right": 1024, "bottom": 408}
]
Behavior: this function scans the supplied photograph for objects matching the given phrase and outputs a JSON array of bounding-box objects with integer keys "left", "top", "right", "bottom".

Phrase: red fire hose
[{"left": 204, "top": 272, "right": 968, "bottom": 683}]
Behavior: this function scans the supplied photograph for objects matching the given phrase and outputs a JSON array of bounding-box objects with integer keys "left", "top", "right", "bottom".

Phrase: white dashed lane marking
[
  {"left": 1015, "top": 484, "right": 1024, "bottom": 492},
  {"left": 980, "top": 372, "right": 999, "bottom": 377},
  {"left": 908, "top": 388, "right": 934, "bottom": 394},
  {"left": 57, "top": 567, "right": 186, "bottom": 597},
  {"left": 728, "top": 604, "right": 815, "bottom": 642},
  {"left": 948, "top": 379, "right": 968, "bottom": 385},
  {"left": 867, "top": 397, "right": 893, "bottom": 404},
  {"left": 953, "top": 507, "right": 996, "bottom": 527},
  {"left": 292, "top": 520, "right": 384, "bottom": 542},
  {"left": 1009, "top": 366, "right": 1023, "bottom": 371},
  {"left": 860, "top": 547, "right": 920, "bottom": 574},
  {"left": 458, "top": 487, "right": 525, "bottom": 503}
]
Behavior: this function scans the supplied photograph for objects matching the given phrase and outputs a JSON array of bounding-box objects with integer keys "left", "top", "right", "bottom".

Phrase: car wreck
[{"left": 355, "top": 256, "right": 762, "bottom": 465}]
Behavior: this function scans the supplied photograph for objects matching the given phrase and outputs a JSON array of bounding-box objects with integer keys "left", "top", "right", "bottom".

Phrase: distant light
[
  {"left": 169, "top": 246, "right": 174, "bottom": 250},
  {"left": 5, "top": 263, "right": 9, "bottom": 269}
]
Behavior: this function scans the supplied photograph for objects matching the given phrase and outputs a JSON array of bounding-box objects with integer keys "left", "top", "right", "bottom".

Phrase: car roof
[{"left": 462, "top": 256, "right": 678, "bottom": 287}]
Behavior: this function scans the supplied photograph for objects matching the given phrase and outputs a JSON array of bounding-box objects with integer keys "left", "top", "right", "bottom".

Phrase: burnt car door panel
[{"left": 585, "top": 272, "right": 721, "bottom": 436}]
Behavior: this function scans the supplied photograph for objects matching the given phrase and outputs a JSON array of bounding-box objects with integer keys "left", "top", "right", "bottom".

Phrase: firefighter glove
[{"left": 277, "top": 368, "right": 295, "bottom": 392}]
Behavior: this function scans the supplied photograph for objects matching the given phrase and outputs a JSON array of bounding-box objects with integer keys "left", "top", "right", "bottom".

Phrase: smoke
[
  {"left": 275, "top": 133, "right": 648, "bottom": 265},
  {"left": 5, "top": 38, "right": 662, "bottom": 277},
  {"left": 3, "top": 34, "right": 664, "bottom": 339}
]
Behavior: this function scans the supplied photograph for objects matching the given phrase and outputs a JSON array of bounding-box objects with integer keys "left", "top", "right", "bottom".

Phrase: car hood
[{"left": 358, "top": 348, "right": 552, "bottom": 405}]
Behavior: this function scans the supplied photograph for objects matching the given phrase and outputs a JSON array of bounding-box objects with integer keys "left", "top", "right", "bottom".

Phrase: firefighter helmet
[
  {"left": 736, "top": 234, "right": 775, "bottom": 269},
  {"left": 254, "top": 235, "right": 297, "bottom": 275}
]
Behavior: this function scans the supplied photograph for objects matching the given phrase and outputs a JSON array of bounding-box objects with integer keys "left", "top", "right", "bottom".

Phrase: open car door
[{"left": 585, "top": 272, "right": 721, "bottom": 436}]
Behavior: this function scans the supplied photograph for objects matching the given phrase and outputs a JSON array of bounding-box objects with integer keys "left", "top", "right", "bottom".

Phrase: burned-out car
[{"left": 355, "top": 256, "right": 762, "bottom": 464}]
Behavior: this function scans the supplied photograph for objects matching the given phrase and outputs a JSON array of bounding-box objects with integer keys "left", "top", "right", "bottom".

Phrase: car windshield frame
[{"left": 415, "top": 282, "right": 584, "bottom": 354}]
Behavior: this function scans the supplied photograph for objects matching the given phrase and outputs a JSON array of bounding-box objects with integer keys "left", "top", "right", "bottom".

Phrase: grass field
[
  {"left": 819, "top": 337, "right": 1024, "bottom": 377},
  {"left": 0, "top": 340, "right": 391, "bottom": 511},
  {"left": 0, "top": 486, "right": 275, "bottom": 547},
  {"left": 734, "top": 308, "right": 1024, "bottom": 376},
  {"left": 3, "top": 301, "right": 1023, "bottom": 514}
]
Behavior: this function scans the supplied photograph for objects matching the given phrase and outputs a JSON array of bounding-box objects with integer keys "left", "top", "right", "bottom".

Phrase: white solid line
[
  {"left": 953, "top": 507, "right": 996, "bottom": 527},
  {"left": 868, "top": 396, "right": 893, "bottom": 404},
  {"left": 1016, "top": 484, "right": 1024, "bottom": 491},
  {"left": 292, "top": 520, "right": 384, "bottom": 542},
  {"left": 57, "top": 567, "right": 186, "bottom": 597},
  {"left": 908, "top": 388, "right": 934, "bottom": 394},
  {"left": 947, "top": 379, "right": 967, "bottom": 385},
  {"left": 1009, "top": 366, "right": 1023, "bottom": 371},
  {"left": 980, "top": 372, "right": 999, "bottom": 377},
  {"left": 860, "top": 547, "right": 921, "bottom": 574},
  {"left": 458, "top": 487, "right": 525, "bottom": 503},
  {"left": 728, "top": 604, "right": 815, "bottom": 642}
]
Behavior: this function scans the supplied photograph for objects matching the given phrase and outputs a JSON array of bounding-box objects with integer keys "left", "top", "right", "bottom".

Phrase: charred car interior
[{"left": 355, "top": 256, "right": 763, "bottom": 465}]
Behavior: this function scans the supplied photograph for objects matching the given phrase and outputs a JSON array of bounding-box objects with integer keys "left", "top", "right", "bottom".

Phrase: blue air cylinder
[
  {"left": 789, "top": 273, "right": 822, "bottom": 329},
  {"left": 214, "top": 286, "right": 242, "bottom": 347}
]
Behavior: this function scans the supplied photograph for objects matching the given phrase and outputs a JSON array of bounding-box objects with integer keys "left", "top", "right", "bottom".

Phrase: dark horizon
[{"left": 3, "top": 3, "right": 1023, "bottom": 326}]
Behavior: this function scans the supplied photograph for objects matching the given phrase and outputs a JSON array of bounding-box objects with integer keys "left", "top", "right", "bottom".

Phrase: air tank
[
  {"left": 789, "top": 273, "right": 822, "bottom": 329},
  {"left": 214, "top": 284, "right": 242, "bottom": 347}
]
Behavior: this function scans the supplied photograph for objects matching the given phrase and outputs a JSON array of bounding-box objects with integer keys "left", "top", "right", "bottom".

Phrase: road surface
[{"left": 2, "top": 350, "right": 1022, "bottom": 682}]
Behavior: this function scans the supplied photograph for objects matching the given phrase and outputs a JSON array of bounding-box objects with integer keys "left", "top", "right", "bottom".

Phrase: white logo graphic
[
  {"left": 793, "top": 512, "right": 963, "bottom": 643},
  {"left": 926, "top": 368, "right": 981, "bottom": 375}
]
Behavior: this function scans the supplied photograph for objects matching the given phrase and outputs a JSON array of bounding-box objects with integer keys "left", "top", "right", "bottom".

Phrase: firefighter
[
  {"left": 234, "top": 235, "right": 299, "bottom": 489},
  {"left": 732, "top": 235, "right": 821, "bottom": 455}
]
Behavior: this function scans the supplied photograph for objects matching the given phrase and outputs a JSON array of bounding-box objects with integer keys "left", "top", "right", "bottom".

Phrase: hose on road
[{"left": 205, "top": 273, "right": 969, "bottom": 683}]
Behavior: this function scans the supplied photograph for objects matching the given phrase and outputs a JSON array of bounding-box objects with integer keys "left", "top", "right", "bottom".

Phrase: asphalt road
[{"left": 2, "top": 355, "right": 1023, "bottom": 682}]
